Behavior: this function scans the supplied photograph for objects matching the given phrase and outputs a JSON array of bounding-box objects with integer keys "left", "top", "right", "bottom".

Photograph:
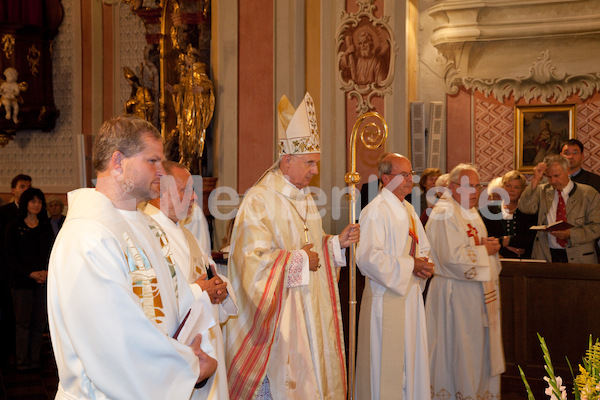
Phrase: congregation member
[
  {"left": 4, "top": 187, "right": 53, "bottom": 371},
  {"left": 407, "top": 167, "right": 441, "bottom": 216},
  {"left": 47, "top": 196, "right": 66, "bottom": 237},
  {"left": 0, "top": 173, "right": 31, "bottom": 366},
  {"left": 47, "top": 115, "right": 217, "bottom": 399},
  {"left": 225, "top": 93, "right": 359, "bottom": 400},
  {"left": 426, "top": 163, "right": 505, "bottom": 400},
  {"left": 142, "top": 160, "right": 237, "bottom": 400},
  {"left": 355, "top": 153, "right": 434, "bottom": 400},
  {"left": 480, "top": 170, "right": 537, "bottom": 259},
  {"left": 519, "top": 155, "right": 600, "bottom": 263},
  {"left": 560, "top": 138, "right": 600, "bottom": 192}
]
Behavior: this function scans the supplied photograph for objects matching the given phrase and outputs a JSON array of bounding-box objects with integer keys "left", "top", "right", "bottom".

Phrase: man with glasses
[
  {"left": 560, "top": 138, "right": 600, "bottom": 193},
  {"left": 355, "top": 153, "right": 434, "bottom": 399},
  {"left": 425, "top": 163, "right": 504, "bottom": 400}
]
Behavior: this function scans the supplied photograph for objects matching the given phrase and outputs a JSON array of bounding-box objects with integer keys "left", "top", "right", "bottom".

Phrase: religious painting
[
  {"left": 514, "top": 104, "right": 576, "bottom": 172},
  {"left": 336, "top": 1, "right": 396, "bottom": 114}
]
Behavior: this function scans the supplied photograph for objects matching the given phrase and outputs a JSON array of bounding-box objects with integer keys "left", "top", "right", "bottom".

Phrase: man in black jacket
[
  {"left": 0, "top": 173, "right": 31, "bottom": 366},
  {"left": 561, "top": 139, "right": 600, "bottom": 192}
]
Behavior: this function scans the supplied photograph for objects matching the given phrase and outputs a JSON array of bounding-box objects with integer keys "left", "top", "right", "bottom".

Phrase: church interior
[{"left": 1, "top": 0, "right": 600, "bottom": 398}]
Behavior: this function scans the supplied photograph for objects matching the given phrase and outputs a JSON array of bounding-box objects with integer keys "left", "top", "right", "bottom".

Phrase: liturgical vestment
[
  {"left": 225, "top": 169, "right": 347, "bottom": 400},
  {"left": 425, "top": 197, "right": 505, "bottom": 400},
  {"left": 355, "top": 188, "right": 431, "bottom": 400}
]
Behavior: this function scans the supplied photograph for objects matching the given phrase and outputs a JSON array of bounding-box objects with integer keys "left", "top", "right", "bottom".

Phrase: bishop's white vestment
[
  {"left": 355, "top": 188, "right": 431, "bottom": 400},
  {"left": 225, "top": 169, "right": 347, "bottom": 400},
  {"left": 142, "top": 203, "right": 238, "bottom": 400},
  {"left": 425, "top": 197, "right": 505, "bottom": 400},
  {"left": 48, "top": 188, "right": 213, "bottom": 400}
]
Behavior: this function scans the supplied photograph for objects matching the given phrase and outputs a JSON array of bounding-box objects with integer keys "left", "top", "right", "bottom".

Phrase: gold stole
[
  {"left": 465, "top": 223, "right": 504, "bottom": 376},
  {"left": 181, "top": 226, "right": 207, "bottom": 282},
  {"left": 356, "top": 212, "right": 419, "bottom": 400}
]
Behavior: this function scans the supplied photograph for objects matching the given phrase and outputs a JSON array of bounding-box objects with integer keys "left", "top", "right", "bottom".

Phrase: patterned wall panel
[
  {"left": 576, "top": 102, "right": 600, "bottom": 174},
  {"left": 473, "top": 99, "right": 514, "bottom": 182},
  {"left": 473, "top": 93, "right": 600, "bottom": 183},
  {"left": 117, "top": 4, "right": 147, "bottom": 113},
  {"left": 0, "top": 0, "right": 80, "bottom": 193}
]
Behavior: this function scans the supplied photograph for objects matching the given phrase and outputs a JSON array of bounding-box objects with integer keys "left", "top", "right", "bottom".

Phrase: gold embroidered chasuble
[{"left": 225, "top": 169, "right": 346, "bottom": 400}]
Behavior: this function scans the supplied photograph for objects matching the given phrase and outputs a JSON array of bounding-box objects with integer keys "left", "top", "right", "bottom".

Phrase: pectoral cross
[{"left": 303, "top": 223, "right": 309, "bottom": 244}]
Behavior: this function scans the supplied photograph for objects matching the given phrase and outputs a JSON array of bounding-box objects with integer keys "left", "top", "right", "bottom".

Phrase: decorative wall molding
[
  {"left": 463, "top": 51, "right": 600, "bottom": 103},
  {"left": 336, "top": 0, "right": 397, "bottom": 114},
  {"left": 427, "top": 0, "right": 600, "bottom": 101}
]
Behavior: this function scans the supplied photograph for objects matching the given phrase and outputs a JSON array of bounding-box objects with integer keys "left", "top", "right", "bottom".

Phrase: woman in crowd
[
  {"left": 4, "top": 187, "right": 54, "bottom": 371},
  {"left": 480, "top": 170, "right": 537, "bottom": 259}
]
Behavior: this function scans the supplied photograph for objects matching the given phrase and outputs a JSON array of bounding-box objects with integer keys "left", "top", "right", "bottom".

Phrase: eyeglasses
[
  {"left": 385, "top": 171, "right": 416, "bottom": 179},
  {"left": 451, "top": 181, "right": 483, "bottom": 189}
]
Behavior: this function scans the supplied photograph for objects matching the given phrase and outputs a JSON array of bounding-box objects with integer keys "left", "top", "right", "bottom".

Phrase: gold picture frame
[{"left": 515, "top": 104, "right": 576, "bottom": 172}]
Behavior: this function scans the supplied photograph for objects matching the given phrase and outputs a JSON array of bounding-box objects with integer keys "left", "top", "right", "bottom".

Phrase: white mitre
[{"left": 277, "top": 92, "right": 320, "bottom": 155}]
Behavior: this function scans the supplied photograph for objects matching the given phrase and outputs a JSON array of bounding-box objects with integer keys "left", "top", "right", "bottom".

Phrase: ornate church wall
[
  {"left": 419, "top": 0, "right": 600, "bottom": 180},
  {"left": 0, "top": 0, "right": 83, "bottom": 195}
]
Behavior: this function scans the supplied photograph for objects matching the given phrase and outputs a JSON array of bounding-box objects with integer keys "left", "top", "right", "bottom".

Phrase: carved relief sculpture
[
  {"left": 336, "top": 0, "right": 396, "bottom": 113},
  {"left": 0, "top": 67, "right": 27, "bottom": 123}
]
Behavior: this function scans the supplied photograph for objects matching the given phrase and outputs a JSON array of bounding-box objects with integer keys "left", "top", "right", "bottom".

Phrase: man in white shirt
[
  {"left": 48, "top": 115, "right": 216, "bottom": 399},
  {"left": 519, "top": 155, "right": 600, "bottom": 263},
  {"left": 142, "top": 160, "right": 237, "bottom": 400},
  {"left": 355, "top": 153, "right": 434, "bottom": 400}
]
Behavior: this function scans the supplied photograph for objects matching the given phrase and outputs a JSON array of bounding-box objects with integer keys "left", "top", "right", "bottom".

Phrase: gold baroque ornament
[
  {"left": 336, "top": 0, "right": 397, "bottom": 114},
  {"left": 28, "top": 45, "right": 41, "bottom": 77},
  {"left": 2, "top": 34, "right": 15, "bottom": 59}
]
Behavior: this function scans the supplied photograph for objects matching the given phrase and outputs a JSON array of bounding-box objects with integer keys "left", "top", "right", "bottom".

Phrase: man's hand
[
  {"left": 193, "top": 274, "right": 228, "bottom": 304},
  {"left": 29, "top": 270, "right": 47, "bottom": 284},
  {"left": 551, "top": 229, "right": 571, "bottom": 241},
  {"left": 339, "top": 223, "right": 360, "bottom": 248},
  {"left": 302, "top": 243, "right": 320, "bottom": 271},
  {"left": 482, "top": 237, "right": 501, "bottom": 255},
  {"left": 190, "top": 334, "right": 218, "bottom": 383},
  {"left": 505, "top": 246, "right": 526, "bottom": 257},
  {"left": 413, "top": 257, "right": 434, "bottom": 279},
  {"left": 531, "top": 162, "right": 547, "bottom": 189}
]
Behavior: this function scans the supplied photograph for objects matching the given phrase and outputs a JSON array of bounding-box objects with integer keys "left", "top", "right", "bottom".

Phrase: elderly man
[
  {"left": 519, "top": 155, "right": 600, "bottom": 263},
  {"left": 425, "top": 163, "right": 504, "bottom": 400},
  {"left": 560, "top": 138, "right": 600, "bottom": 193},
  {"left": 225, "top": 93, "right": 359, "bottom": 400},
  {"left": 355, "top": 153, "right": 434, "bottom": 400},
  {"left": 142, "top": 160, "right": 237, "bottom": 400},
  {"left": 48, "top": 115, "right": 217, "bottom": 399}
]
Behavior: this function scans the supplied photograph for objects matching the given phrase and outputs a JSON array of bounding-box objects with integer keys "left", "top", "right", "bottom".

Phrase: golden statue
[
  {"left": 170, "top": 45, "right": 215, "bottom": 172},
  {"left": 123, "top": 66, "right": 155, "bottom": 123}
]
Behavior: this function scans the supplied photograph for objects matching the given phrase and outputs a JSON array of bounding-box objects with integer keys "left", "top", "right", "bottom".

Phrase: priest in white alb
[
  {"left": 47, "top": 115, "right": 217, "bottom": 399},
  {"left": 355, "top": 153, "right": 434, "bottom": 400},
  {"left": 425, "top": 163, "right": 505, "bottom": 400},
  {"left": 225, "top": 92, "right": 359, "bottom": 400},
  {"left": 141, "top": 160, "right": 238, "bottom": 400}
]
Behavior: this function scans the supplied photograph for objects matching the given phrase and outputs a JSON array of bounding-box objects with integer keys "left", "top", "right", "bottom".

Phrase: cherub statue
[{"left": 0, "top": 67, "right": 28, "bottom": 123}]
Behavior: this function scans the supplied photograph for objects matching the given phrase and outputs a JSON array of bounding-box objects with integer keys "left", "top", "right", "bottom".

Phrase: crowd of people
[{"left": 1, "top": 96, "right": 600, "bottom": 400}]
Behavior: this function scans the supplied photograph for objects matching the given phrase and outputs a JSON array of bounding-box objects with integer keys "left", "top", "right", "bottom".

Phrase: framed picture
[{"left": 515, "top": 104, "right": 576, "bottom": 172}]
